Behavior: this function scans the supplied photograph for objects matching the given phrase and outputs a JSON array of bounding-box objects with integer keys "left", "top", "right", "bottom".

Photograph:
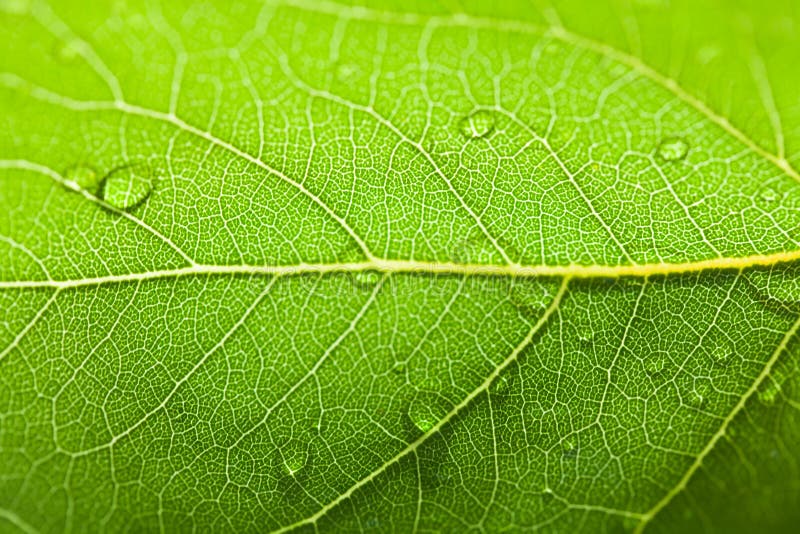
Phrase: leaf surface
[{"left": 1, "top": 0, "right": 800, "bottom": 532}]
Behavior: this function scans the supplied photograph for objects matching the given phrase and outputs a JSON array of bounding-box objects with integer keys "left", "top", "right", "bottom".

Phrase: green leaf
[{"left": 1, "top": 0, "right": 800, "bottom": 532}]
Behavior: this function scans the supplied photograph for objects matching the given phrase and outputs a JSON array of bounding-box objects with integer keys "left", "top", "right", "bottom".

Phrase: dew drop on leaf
[
  {"left": 352, "top": 270, "right": 380, "bottom": 290},
  {"left": 491, "top": 373, "right": 514, "bottom": 395},
  {"left": 710, "top": 344, "right": 732, "bottom": 366},
  {"left": 645, "top": 354, "right": 666, "bottom": 375},
  {"left": 64, "top": 164, "right": 100, "bottom": 191},
  {"left": 391, "top": 361, "right": 407, "bottom": 375},
  {"left": 407, "top": 392, "right": 448, "bottom": 434},
  {"left": 509, "top": 279, "right": 551, "bottom": 314},
  {"left": 759, "top": 186, "right": 779, "bottom": 202},
  {"left": 280, "top": 440, "right": 308, "bottom": 476},
  {"left": 657, "top": 137, "right": 689, "bottom": 161},
  {"left": 758, "top": 380, "right": 781, "bottom": 406},
  {"left": 55, "top": 40, "right": 83, "bottom": 63},
  {"left": 458, "top": 110, "right": 495, "bottom": 139},
  {"left": 101, "top": 162, "right": 156, "bottom": 210}
]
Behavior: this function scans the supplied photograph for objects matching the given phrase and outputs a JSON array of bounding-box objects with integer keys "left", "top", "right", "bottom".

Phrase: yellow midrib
[{"left": 2, "top": 249, "right": 800, "bottom": 289}]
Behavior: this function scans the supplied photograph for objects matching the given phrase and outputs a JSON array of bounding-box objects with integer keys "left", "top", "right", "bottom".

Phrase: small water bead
[
  {"left": 491, "top": 373, "right": 514, "bottom": 395},
  {"left": 280, "top": 440, "right": 308, "bottom": 476},
  {"left": 458, "top": 110, "right": 495, "bottom": 139},
  {"left": 509, "top": 280, "right": 551, "bottom": 313},
  {"left": 759, "top": 186, "right": 779, "bottom": 203},
  {"left": 352, "top": 270, "right": 380, "bottom": 290},
  {"left": 64, "top": 164, "right": 100, "bottom": 191},
  {"left": 407, "top": 392, "right": 449, "bottom": 434},
  {"left": 101, "top": 162, "right": 156, "bottom": 210},
  {"left": 710, "top": 344, "right": 733, "bottom": 366},
  {"left": 657, "top": 137, "right": 689, "bottom": 161},
  {"left": 335, "top": 63, "right": 359, "bottom": 82},
  {"left": 758, "top": 380, "right": 781, "bottom": 406},
  {"left": 645, "top": 354, "right": 666, "bottom": 375},
  {"left": 55, "top": 40, "right": 84, "bottom": 63}
]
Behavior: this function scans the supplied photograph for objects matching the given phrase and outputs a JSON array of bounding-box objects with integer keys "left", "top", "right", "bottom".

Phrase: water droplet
[
  {"left": 407, "top": 392, "right": 448, "bottom": 434},
  {"left": 578, "top": 327, "right": 594, "bottom": 343},
  {"left": 657, "top": 138, "right": 689, "bottom": 161},
  {"left": 458, "top": 110, "right": 495, "bottom": 139},
  {"left": 335, "top": 63, "right": 359, "bottom": 81},
  {"left": 351, "top": 270, "right": 380, "bottom": 290},
  {"left": 687, "top": 383, "right": 708, "bottom": 408},
  {"left": 561, "top": 438, "right": 578, "bottom": 458},
  {"left": 101, "top": 162, "right": 156, "bottom": 209},
  {"left": 622, "top": 516, "right": 640, "bottom": 532},
  {"left": 492, "top": 373, "right": 514, "bottom": 395},
  {"left": 55, "top": 39, "right": 84, "bottom": 63},
  {"left": 710, "top": 344, "right": 732, "bottom": 366},
  {"left": 645, "top": 354, "right": 666, "bottom": 375},
  {"left": 391, "top": 361, "right": 407, "bottom": 375},
  {"left": 280, "top": 440, "right": 308, "bottom": 476},
  {"left": 509, "top": 280, "right": 551, "bottom": 314},
  {"left": 759, "top": 187, "right": 779, "bottom": 202},
  {"left": 758, "top": 380, "right": 781, "bottom": 406},
  {"left": 64, "top": 164, "right": 100, "bottom": 191}
]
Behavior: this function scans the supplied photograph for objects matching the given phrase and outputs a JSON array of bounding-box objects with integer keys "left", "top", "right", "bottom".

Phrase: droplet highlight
[
  {"left": 101, "top": 162, "right": 156, "bottom": 210},
  {"left": 657, "top": 137, "right": 689, "bottom": 161},
  {"left": 458, "top": 110, "right": 495, "bottom": 139}
]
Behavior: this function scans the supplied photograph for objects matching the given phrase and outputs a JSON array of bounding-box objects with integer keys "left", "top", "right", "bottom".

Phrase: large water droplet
[
  {"left": 561, "top": 437, "right": 578, "bottom": 458},
  {"left": 64, "top": 164, "right": 100, "bottom": 192},
  {"left": 335, "top": 63, "right": 359, "bottom": 82},
  {"left": 458, "top": 110, "right": 495, "bottom": 139},
  {"left": 280, "top": 440, "right": 308, "bottom": 476},
  {"left": 657, "top": 138, "right": 689, "bottom": 161},
  {"left": 687, "top": 382, "right": 709, "bottom": 408},
  {"left": 101, "top": 162, "right": 156, "bottom": 209}
]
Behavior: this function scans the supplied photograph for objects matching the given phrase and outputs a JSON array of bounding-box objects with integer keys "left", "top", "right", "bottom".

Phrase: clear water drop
[
  {"left": 759, "top": 187, "right": 779, "bottom": 202},
  {"left": 64, "top": 164, "right": 100, "bottom": 191},
  {"left": 657, "top": 138, "right": 689, "bottom": 161},
  {"left": 407, "top": 393, "right": 448, "bottom": 434},
  {"left": 491, "top": 373, "right": 514, "bottom": 395},
  {"left": 280, "top": 440, "right": 308, "bottom": 476},
  {"left": 391, "top": 361, "right": 407, "bottom": 375},
  {"left": 458, "top": 110, "right": 495, "bottom": 139},
  {"left": 561, "top": 437, "right": 578, "bottom": 458},
  {"left": 55, "top": 40, "right": 83, "bottom": 63},
  {"left": 509, "top": 280, "right": 551, "bottom": 314},
  {"left": 101, "top": 162, "right": 156, "bottom": 210},
  {"left": 352, "top": 270, "right": 380, "bottom": 290},
  {"left": 645, "top": 354, "right": 666, "bottom": 375},
  {"left": 710, "top": 344, "right": 733, "bottom": 366},
  {"left": 335, "top": 63, "right": 359, "bottom": 82},
  {"left": 758, "top": 380, "right": 781, "bottom": 406},
  {"left": 687, "top": 383, "right": 708, "bottom": 408}
]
